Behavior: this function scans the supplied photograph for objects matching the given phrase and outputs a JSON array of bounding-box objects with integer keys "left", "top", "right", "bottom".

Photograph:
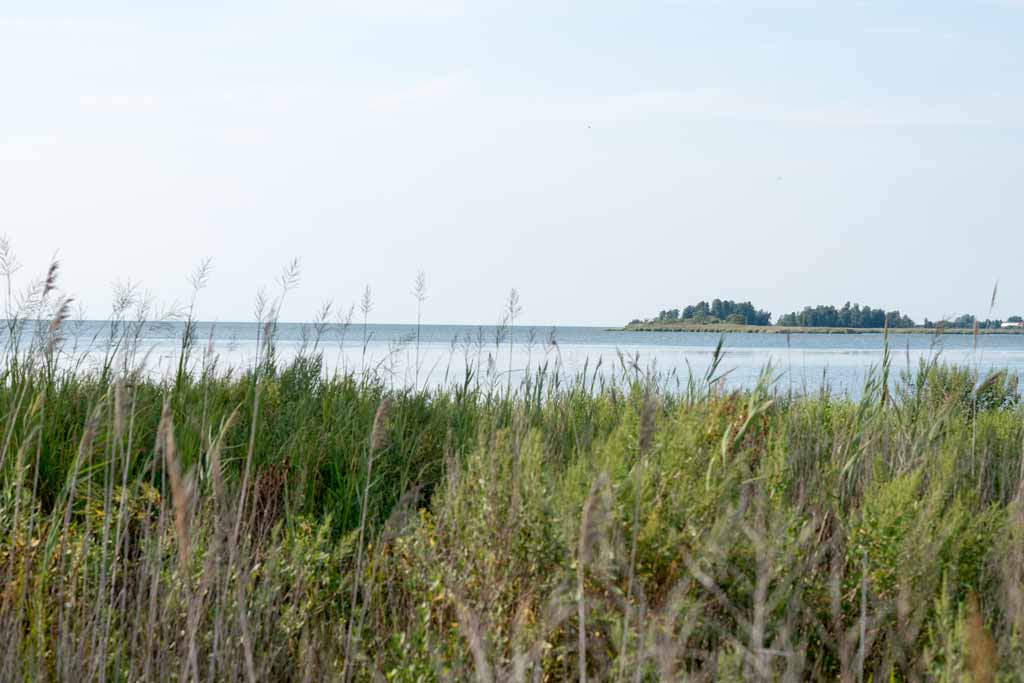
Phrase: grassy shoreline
[
  {"left": 617, "top": 321, "right": 1024, "bottom": 334},
  {"left": 3, "top": 334, "right": 1024, "bottom": 678},
  {"left": 3, "top": 247, "right": 1024, "bottom": 679}
]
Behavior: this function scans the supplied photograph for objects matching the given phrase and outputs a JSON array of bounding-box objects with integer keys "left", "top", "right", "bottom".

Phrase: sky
[{"left": 2, "top": 1, "right": 1023, "bottom": 326}]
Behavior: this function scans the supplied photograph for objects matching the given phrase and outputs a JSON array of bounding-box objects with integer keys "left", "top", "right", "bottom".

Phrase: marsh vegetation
[{"left": 1, "top": 247, "right": 1023, "bottom": 680}]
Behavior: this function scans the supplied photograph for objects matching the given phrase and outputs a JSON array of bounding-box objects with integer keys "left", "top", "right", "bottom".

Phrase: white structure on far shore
[{"left": 1001, "top": 321, "right": 1024, "bottom": 328}]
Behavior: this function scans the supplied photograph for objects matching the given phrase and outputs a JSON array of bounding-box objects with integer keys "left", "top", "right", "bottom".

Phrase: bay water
[{"left": 27, "top": 321, "right": 1024, "bottom": 397}]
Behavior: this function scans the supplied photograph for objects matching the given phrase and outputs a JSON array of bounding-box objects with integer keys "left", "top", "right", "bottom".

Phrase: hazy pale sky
[{"left": 3, "top": 1, "right": 1023, "bottom": 325}]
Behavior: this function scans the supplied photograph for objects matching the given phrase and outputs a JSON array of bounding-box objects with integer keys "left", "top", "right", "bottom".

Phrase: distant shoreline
[{"left": 615, "top": 323, "right": 1024, "bottom": 335}]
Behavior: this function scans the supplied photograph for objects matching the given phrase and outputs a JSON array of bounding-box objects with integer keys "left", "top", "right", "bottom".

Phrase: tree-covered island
[{"left": 626, "top": 300, "right": 1024, "bottom": 333}]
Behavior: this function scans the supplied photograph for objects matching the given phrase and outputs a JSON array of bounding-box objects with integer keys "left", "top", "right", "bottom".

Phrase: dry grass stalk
[
  {"left": 343, "top": 398, "right": 391, "bottom": 682},
  {"left": 616, "top": 396, "right": 656, "bottom": 683},
  {"left": 577, "top": 472, "right": 611, "bottom": 683},
  {"left": 965, "top": 593, "right": 995, "bottom": 683},
  {"left": 159, "top": 402, "right": 192, "bottom": 574},
  {"left": 157, "top": 400, "right": 201, "bottom": 682}
]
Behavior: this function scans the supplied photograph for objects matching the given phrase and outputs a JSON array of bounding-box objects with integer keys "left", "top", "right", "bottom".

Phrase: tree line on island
[{"left": 631, "top": 299, "right": 1024, "bottom": 329}]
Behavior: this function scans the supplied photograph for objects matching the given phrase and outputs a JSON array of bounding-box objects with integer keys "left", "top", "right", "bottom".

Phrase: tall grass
[{"left": 2, "top": 254, "right": 1024, "bottom": 679}]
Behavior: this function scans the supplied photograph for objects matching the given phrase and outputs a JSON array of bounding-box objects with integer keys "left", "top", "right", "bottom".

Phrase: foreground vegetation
[
  {"left": 2, "top": 247, "right": 1024, "bottom": 680},
  {"left": 4, "top": 316, "right": 1024, "bottom": 680}
]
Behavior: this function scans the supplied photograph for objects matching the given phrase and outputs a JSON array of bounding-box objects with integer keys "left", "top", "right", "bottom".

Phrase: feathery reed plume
[
  {"left": 359, "top": 285, "right": 373, "bottom": 374},
  {"left": 412, "top": 271, "right": 427, "bottom": 386},
  {"left": 279, "top": 257, "right": 301, "bottom": 292},
  {"left": 506, "top": 288, "right": 522, "bottom": 395},
  {"left": 41, "top": 259, "right": 59, "bottom": 299},
  {"left": 0, "top": 234, "right": 19, "bottom": 278},
  {"left": 370, "top": 398, "right": 390, "bottom": 453},
  {"left": 158, "top": 401, "right": 192, "bottom": 574},
  {"left": 308, "top": 299, "right": 333, "bottom": 351},
  {"left": 45, "top": 296, "right": 73, "bottom": 357}
]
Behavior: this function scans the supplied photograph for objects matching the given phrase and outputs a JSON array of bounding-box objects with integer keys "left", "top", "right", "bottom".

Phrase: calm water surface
[{"left": 27, "top": 321, "right": 1024, "bottom": 396}]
